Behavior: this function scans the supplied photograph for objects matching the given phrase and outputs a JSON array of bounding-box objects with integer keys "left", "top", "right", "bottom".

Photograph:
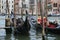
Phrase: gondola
[
  {"left": 46, "top": 26, "right": 60, "bottom": 34},
  {"left": 14, "top": 11, "right": 31, "bottom": 34},
  {"left": 45, "top": 22, "right": 60, "bottom": 34},
  {"left": 33, "top": 21, "right": 60, "bottom": 34}
]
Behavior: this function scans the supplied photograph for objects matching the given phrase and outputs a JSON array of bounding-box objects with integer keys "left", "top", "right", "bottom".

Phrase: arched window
[{"left": 53, "top": 3, "right": 57, "bottom": 7}]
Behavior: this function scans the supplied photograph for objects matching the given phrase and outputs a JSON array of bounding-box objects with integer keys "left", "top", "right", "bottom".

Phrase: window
[
  {"left": 53, "top": 3, "right": 57, "bottom": 7},
  {"left": 22, "top": 0, "right": 25, "bottom": 2},
  {"left": 30, "top": 0, "right": 34, "bottom": 4},
  {"left": 22, "top": 4, "right": 26, "bottom": 8},
  {"left": 2, "top": 1, "right": 3, "bottom": 3},
  {"left": 12, "top": 9, "right": 13, "bottom": 11},
  {"left": 12, "top": 1, "right": 13, "bottom": 3},
  {"left": 12, "top": 5, "right": 13, "bottom": 7},
  {"left": 2, "top": 6, "right": 3, "bottom": 9}
]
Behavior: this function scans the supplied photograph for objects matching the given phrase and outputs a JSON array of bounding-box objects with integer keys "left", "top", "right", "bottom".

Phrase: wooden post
[
  {"left": 21, "top": 2, "right": 23, "bottom": 19},
  {"left": 45, "top": 0, "right": 48, "bottom": 18},
  {"left": 36, "top": 0, "right": 38, "bottom": 21},
  {"left": 32, "top": 9, "right": 33, "bottom": 16},
  {"left": 6, "top": 0, "right": 10, "bottom": 26},
  {"left": 14, "top": 0, "right": 16, "bottom": 28},
  {"left": 45, "top": 0, "right": 48, "bottom": 33},
  {"left": 40, "top": 0, "right": 45, "bottom": 40}
]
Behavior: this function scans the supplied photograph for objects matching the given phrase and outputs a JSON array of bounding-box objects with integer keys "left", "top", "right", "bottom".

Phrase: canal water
[{"left": 0, "top": 16, "right": 60, "bottom": 40}]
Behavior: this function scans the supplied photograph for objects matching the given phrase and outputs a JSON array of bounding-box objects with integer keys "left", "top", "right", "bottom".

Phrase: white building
[
  {"left": 29, "top": 0, "right": 37, "bottom": 15},
  {"left": 2, "top": 0, "right": 6, "bottom": 14},
  {"left": 0, "top": 0, "right": 2, "bottom": 13},
  {"left": 19, "top": 0, "right": 29, "bottom": 14},
  {"left": 2, "top": 0, "right": 14, "bottom": 14},
  {"left": 14, "top": 0, "right": 37, "bottom": 15},
  {"left": 8, "top": 0, "right": 14, "bottom": 14}
]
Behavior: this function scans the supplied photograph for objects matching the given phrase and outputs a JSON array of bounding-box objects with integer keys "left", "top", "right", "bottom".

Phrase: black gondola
[
  {"left": 32, "top": 21, "right": 60, "bottom": 34},
  {"left": 46, "top": 22, "right": 60, "bottom": 34},
  {"left": 14, "top": 10, "right": 31, "bottom": 34},
  {"left": 46, "top": 27, "right": 60, "bottom": 34}
]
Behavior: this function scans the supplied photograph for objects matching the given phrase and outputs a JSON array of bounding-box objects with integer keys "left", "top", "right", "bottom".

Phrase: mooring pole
[
  {"left": 14, "top": 0, "right": 16, "bottom": 29},
  {"left": 45, "top": 0, "right": 48, "bottom": 33},
  {"left": 21, "top": 2, "right": 23, "bottom": 19},
  {"left": 40, "top": 0, "right": 45, "bottom": 40},
  {"left": 6, "top": 0, "right": 10, "bottom": 26},
  {"left": 45, "top": 0, "right": 48, "bottom": 18}
]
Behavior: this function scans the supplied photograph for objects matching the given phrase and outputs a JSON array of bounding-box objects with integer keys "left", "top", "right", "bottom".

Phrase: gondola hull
[
  {"left": 35, "top": 24, "right": 42, "bottom": 31},
  {"left": 14, "top": 17, "right": 31, "bottom": 34},
  {"left": 14, "top": 23, "right": 31, "bottom": 34},
  {"left": 14, "top": 10, "right": 31, "bottom": 34},
  {"left": 46, "top": 27, "right": 60, "bottom": 34},
  {"left": 35, "top": 23, "right": 60, "bottom": 34}
]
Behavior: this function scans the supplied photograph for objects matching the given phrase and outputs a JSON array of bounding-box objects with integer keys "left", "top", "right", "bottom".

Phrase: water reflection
[
  {"left": 29, "top": 21, "right": 36, "bottom": 40},
  {"left": 0, "top": 28, "right": 60, "bottom": 40},
  {"left": 0, "top": 29, "right": 6, "bottom": 36},
  {"left": 14, "top": 35, "right": 30, "bottom": 40},
  {"left": 0, "top": 17, "right": 60, "bottom": 40},
  {"left": 46, "top": 34, "right": 56, "bottom": 40},
  {"left": 0, "top": 37, "right": 5, "bottom": 40}
]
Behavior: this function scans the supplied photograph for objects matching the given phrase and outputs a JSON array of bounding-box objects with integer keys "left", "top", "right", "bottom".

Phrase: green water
[
  {"left": 0, "top": 16, "right": 60, "bottom": 40},
  {"left": 0, "top": 33, "right": 60, "bottom": 40}
]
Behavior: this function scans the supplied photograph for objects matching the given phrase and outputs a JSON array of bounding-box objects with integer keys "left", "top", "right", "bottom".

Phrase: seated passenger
[
  {"left": 53, "top": 20, "right": 58, "bottom": 27},
  {"left": 47, "top": 21, "right": 56, "bottom": 28}
]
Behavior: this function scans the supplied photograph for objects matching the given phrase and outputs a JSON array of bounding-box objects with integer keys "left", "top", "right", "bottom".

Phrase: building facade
[
  {"left": 29, "top": 0, "right": 37, "bottom": 15},
  {"left": 8, "top": 0, "right": 14, "bottom": 14},
  {"left": 14, "top": 0, "right": 19, "bottom": 14},
  {"left": 47, "top": 0, "right": 60, "bottom": 14},
  {"left": 0, "top": 0, "right": 2, "bottom": 13},
  {"left": 2, "top": 0, "right": 14, "bottom": 14},
  {"left": 2, "top": 0, "right": 6, "bottom": 14},
  {"left": 19, "top": 0, "right": 29, "bottom": 15}
]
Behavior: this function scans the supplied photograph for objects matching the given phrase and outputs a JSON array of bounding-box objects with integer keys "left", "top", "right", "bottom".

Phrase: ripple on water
[{"left": 0, "top": 29, "right": 6, "bottom": 36}]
